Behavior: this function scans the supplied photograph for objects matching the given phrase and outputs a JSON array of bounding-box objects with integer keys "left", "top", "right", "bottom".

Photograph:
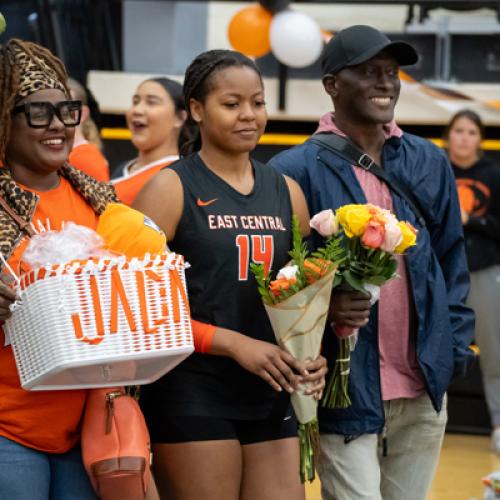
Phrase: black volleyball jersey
[{"left": 142, "top": 153, "right": 293, "bottom": 419}]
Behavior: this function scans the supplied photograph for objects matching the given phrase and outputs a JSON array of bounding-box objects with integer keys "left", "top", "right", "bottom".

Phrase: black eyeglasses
[{"left": 12, "top": 100, "right": 82, "bottom": 128}]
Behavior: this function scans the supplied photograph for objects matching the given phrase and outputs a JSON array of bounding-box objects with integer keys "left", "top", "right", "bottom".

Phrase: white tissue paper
[{"left": 22, "top": 222, "right": 111, "bottom": 268}]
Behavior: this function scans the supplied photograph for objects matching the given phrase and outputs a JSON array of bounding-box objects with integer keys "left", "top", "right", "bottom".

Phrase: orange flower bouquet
[
  {"left": 309, "top": 204, "right": 418, "bottom": 409},
  {"left": 251, "top": 216, "right": 342, "bottom": 483}
]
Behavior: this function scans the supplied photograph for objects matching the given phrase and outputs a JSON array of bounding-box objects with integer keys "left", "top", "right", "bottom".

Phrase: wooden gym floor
[{"left": 305, "top": 433, "right": 500, "bottom": 500}]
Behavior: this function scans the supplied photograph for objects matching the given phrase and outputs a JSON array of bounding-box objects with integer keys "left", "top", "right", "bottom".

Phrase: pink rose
[
  {"left": 361, "top": 220, "right": 385, "bottom": 249},
  {"left": 381, "top": 221, "right": 403, "bottom": 252},
  {"left": 309, "top": 209, "right": 338, "bottom": 237}
]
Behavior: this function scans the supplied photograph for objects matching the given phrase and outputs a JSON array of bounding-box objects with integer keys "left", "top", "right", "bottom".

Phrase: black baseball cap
[{"left": 321, "top": 25, "right": 419, "bottom": 76}]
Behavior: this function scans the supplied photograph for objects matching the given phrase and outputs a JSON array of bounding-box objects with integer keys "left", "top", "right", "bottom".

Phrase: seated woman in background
[
  {"left": 444, "top": 109, "right": 500, "bottom": 453},
  {"left": 113, "top": 77, "right": 190, "bottom": 205},
  {"left": 0, "top": 38, "right": 117, "bottom": 499},
  {"left": 67, "top": 77, "right": 110, "bottom": 182}
]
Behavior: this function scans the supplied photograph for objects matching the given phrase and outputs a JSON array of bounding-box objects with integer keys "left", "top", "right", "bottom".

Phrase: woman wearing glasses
[{"left": 0, "top": 39, "right": 117, "bottom": 499}]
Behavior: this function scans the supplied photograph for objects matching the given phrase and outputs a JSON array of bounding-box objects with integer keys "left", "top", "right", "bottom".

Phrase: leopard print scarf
[{"left": 0, "top": 165, "right": 118, "bottom": 265}]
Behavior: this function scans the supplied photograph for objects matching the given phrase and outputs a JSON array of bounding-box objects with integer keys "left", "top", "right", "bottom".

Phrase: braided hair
[
  {"left": 0, "top": 39, "right": 69, "bottom": 162},
  {"left": 181, "top": 50, "right": 262, "bottom": 156}
]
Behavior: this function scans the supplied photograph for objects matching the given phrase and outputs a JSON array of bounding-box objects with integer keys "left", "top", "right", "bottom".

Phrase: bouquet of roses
[
  {"left": 309, "top": 204, "right": 418, "bottom": 409},
  {"left": 251, "top": 216, "right": 342, "bottom": 483}
]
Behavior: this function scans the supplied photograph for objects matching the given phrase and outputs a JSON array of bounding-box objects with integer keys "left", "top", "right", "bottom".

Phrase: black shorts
[{"left": 146, "top": 407, "right": 298, "bottom": 445}]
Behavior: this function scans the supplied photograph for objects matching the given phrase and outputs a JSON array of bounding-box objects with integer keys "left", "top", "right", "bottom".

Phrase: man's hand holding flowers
[{"left": 329, "top": 290, "right": 371, "bottom": 333}]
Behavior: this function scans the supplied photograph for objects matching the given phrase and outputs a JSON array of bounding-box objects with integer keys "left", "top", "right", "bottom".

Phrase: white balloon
[{"left": 270, "top": 10, "right": 323, "bottom": 68}]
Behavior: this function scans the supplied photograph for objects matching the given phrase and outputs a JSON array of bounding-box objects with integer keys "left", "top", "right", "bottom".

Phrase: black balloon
[{"left": 259, "top": 0, "right": 290, "bottom": 14}]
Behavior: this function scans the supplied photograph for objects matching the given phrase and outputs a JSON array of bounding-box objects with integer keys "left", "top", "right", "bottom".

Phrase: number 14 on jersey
[{"left": 235, "top": 234, "right": 274, "bottom": 281}]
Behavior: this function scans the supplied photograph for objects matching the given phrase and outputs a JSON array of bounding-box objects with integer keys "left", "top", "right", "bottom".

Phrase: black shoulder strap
[{"left": 309, "top": 133, "right": 426, "bottom": 227}]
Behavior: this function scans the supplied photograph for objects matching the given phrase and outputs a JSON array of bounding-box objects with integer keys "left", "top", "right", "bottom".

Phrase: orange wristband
[{"left": 191, "top": 319, "right": 216, "bottom": 354}]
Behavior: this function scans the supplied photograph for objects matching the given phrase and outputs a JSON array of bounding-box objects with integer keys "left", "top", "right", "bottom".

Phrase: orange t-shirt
[
  {"left": 0, "top": 177, "right": 99, "bottom": 453},
  {"left": 69, "top": 142, "right": 110, "bottom": 182},
  {"left": 112, "top": 156, "right": 178, "bottom": 206}
]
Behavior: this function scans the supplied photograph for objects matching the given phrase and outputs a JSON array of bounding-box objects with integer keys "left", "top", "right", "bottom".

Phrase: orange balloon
[{"left": 228, "top": 4, "right": 272, "bottom": 58}]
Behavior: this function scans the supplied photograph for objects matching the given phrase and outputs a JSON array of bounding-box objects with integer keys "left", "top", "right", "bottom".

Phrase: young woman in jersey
[
  {"left": 113, "top": 77, "right": 190, "bottom": 205},
  {"left": 133, "top": 50, "right": 327, "bottom": 500},
  {"left": 444, "top": 110, "right": 500, "bottom": 453},
  {"left": 0, "top": 39, "right": 118, "bottom": 498}
]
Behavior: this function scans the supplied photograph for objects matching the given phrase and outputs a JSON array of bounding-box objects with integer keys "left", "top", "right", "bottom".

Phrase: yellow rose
[
  {"left": 394, "top": 221, "right": 418, "bottom": 253},
  {"left": 336, "top": 204, "right": 372, "bottom": 237}
]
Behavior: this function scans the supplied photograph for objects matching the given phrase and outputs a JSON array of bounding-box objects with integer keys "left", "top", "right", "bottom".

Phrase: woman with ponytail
[{"left": 113, "top": 77, "right": 192, "bottom": 205}]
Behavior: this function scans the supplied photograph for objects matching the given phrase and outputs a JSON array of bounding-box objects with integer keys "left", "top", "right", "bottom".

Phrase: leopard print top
[{"left": 0, "top": 164, "right": 118, "bottom": 266}]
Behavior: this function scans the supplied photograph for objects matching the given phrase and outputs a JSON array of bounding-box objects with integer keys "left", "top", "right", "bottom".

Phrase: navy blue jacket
[{"left": 269, "top": 132, "right": 475, "bottom": 436}]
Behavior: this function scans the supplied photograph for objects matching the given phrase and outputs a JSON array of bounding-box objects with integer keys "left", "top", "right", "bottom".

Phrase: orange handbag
[{"left": 81, "top": 387, "right": 151, "bottom": 500}]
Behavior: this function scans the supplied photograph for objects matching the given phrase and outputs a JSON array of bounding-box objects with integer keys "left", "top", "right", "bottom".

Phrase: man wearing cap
[{"left": 269, "top": 25, "right": 474, "bottom": 500}]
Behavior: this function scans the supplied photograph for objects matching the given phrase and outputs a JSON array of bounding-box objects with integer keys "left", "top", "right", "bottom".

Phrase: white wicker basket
[{"left": 4, "top": 253, "right": 193, "bottom": 390}]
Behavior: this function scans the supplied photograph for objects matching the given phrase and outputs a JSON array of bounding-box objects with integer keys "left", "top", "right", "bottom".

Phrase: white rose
[{"left": 277, "top": 265, "right": 299, "bottom": 280}]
